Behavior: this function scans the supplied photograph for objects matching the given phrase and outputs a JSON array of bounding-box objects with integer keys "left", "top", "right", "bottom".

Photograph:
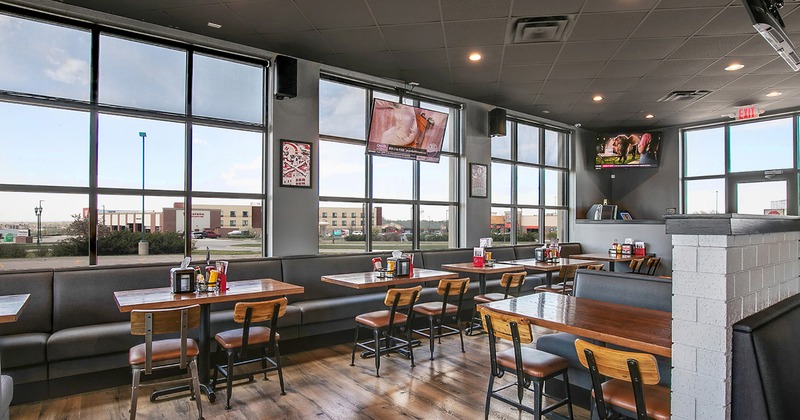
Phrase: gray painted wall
[{"left": 573, "top": 221, "right": 672, "bottom": 273}]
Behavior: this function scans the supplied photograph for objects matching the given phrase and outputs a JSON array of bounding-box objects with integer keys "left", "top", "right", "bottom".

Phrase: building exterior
[{"left": 318, "top": 206, "right": 381, "bottom": 236}]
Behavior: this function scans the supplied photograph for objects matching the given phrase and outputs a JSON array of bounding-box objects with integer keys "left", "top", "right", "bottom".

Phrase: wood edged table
[
  {"left": 0, "top": 294, "right": 30, "bottom": 324},
  {"left": 480, "top": 292, "right": 671, "bottom": 358},
  {"left": 571, "top": 253, "right": 636, "bottom": 271},
  {"left": 440, "top": 262, "right": 524, "bottom": 295},
  {"left": 114, "top": 279, "right": 304, "bottom": 403},
  {"left": 499, "top": 258, "right": 597, "bottom": 287},
  {"left": 321, "top": 268, "right": 458, "bottom": 289}
]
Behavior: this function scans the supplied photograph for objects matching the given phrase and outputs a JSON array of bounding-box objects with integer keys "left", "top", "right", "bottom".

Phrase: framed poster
[
  {"left": 280, "top": 140, "right": 312, "bottom": 188},
  {"left": 470, "top": 163, "right": 488, "bottom": 198}
]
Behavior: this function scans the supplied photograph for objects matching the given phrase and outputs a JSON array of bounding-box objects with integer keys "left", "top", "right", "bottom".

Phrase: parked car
[
  {"left": 190, "top": 231, "right": 204, "bottom": 239},
  {"left": 227, "top": 230, "right": 243, "bottom": 237},
  {"left": 352, "top": 230, "right": 363, "bottom": 236},
  {"left": 202, "top": 230, "right": 219, "bottom": 238}
]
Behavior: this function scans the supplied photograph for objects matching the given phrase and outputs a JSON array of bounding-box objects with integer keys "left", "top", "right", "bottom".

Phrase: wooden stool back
[
  {"left": 436, "top": 278, "right": 470, "bottom": 296},
  {"left": 587, "top": 264, "right": 605, "bottom": 271},
  {"left": 629, "top": 258, "right": 645, "bottom": 273},
  {"left": 233, "top": 297, "right": 287, "bottom": 323},
  {"left": 478, "top": 306, "right": 533, "bottom": 344},
  {"left": 499, "top": 271, "right": 526, "bottom": 290},
  {"left": 385, "top": 285, "right": 422, "bottom": 307},
  {"left": 574, "top": 339, "right": 660, "bottom": 384}
]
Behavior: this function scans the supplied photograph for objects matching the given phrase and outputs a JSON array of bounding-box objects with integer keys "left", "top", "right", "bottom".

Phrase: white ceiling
[{"left": 57, "top": 0, "right": 800, "bottom": 131}]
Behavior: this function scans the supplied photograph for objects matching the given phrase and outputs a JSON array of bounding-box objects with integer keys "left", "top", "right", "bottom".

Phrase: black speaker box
[
  {"left": 489, "top": 108, "right": 506, "bottom": 137},
  {"left": 274, "top": 55, "right": 297, "bottom": 99}
]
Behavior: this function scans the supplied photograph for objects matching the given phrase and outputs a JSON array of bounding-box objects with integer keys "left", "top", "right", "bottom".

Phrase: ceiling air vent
[
  {"left": 507, "top": 16, "right": 572, "bottom": 44},
  {"left": 657, "top": 90, "right": 712, "bottom": 102}
]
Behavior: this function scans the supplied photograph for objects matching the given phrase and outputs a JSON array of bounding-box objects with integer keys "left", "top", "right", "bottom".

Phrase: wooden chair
[
  {"left": 212, "top": 297, "right": 287, "bottom": 410},
  {"left": 351, "top": 285, "right": 422, "bottom": 377},
  {"left": 587, "top": 264, "right": 605, "bottom": 271},
  {"left": 480, "top": 306, "right": 573, "bottom": 420},
  {"left": 645, "top": 257, "right": 661, "bottom": 276},
  {"left": 467, "top": 271, "right": 527, "bottom": 336},
  {"left": 574, "top": 339, "right": 670, "bottom": 420},
  {"left": 128, "top": 304, "right": 202, "bottom": 420},
  {"left": 629, "top": 258, "right": 645, "bottom": 274},
  {"left": 533, "top": 265, "right": 578, "bottom": 295},
  {"left": 412, "top": 278, "right": 470, "bottom": 360}
]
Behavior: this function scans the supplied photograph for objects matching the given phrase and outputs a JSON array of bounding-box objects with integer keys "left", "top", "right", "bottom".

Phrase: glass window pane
[
  {"left": 374, "top": 91, "right": 399, "bottom": 102},
  {"left": 544, "top": 129, "right": 567, "bottom": 167},
  {"left": 192, "top": 125, "right": 262, "bottom": 194},
  {"left": 373, "top": 203, "right": 413, "bottom": 251},
  {"left": 420, "top": 156, "right": 455, "bottom": 202},
  {"left": 192, "top": 197, "right": 263, "bottom": 260},
  {"left": 544, "top": 209, "right": 567, "bottom": 243},
  {"left": 736, "top": 180, "right": 786, "bottom": 215},
  {"left": 99, "top": 35, "right": 186, "bottom": 113},
  {"left": 517, "top": 208, "right": 539, "bottom": 244},
  {"left": 544, "top": 169, "right": 566, "bottom": 206},
  {"left": 420, "top": 102, "right": 457, "bottom": 153},
  {"left": 685, "top": 178, "right": 725, "bottom": 214},
  {"left": 685, "top": 127, "right": 724, "bottom": 177},
  {"left": 98, "top": 115, "right": 185, "bottom": 190},
  {"left": 490, "top": 207, "right": 512, "bottom": 245},
  {"left": 372, "top": 156, "right": 412, "bottom": 200},
  {"left": 0, "top": 102, "right": 89, "bottom": 186},
  {"left": 318, "top": 201, "right": 366, "bottom": 253},
  {"left": 517, "top": 166, "right": 539, "bottom": 205},
  {"left": 319, "top": 80, "right": 366, "bottom": 140},
  {"left": 0, "top": 13, "right": 90, "bottom": 100},
  {"left": 491, "top": 122, "right": 511, "bottom": 159},
  {"left": 193, "top": 54, "right": 264, "bottom": 123},
  {"left": 730, "top": 118, "right": 793, "bottom": 172},
  {"left": 0, "top": 192, "right": 88, "bottom": 269},
  {"left": 420, "top": 205, "right": 452, "bottom": 250},
  {"left": 491, "top": 162, "right": 512, "bottom": 204},
  {"left": 517, "top": 124, "right": 540, "bottom": 164},
  {"left": 319, "top": 141, "right": 365, "bottom": 198}
]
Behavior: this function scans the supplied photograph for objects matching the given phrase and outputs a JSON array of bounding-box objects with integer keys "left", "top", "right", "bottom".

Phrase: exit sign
[{"left": 736, "top": 105, "right": 761, "bottom": 120}]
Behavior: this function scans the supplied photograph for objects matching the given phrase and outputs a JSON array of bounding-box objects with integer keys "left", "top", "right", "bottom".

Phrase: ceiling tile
[
  {"left": 558, "top": 40, "right": 623, "bottom": 63},
  {"left": 631, "top": 9, "right": 722, "bottom": 38},
  {"left": 729, "top": 36, "right": 781, "bottom": 56},
  {"left": 381, "top": 23, "right": 445, "bottom": 51},
  {"left": 440, "top": 0, "right": 512, "bottom": 21},
  {"left": 448, "top": 46, "right": 504, "bottom": 67},
  {"left": 568, "top": 12, "right": 648, "bottom": 41},
  {"left": 750, "top": 58, "right": 799, "bottom": 75},
  {"left": 319, "top": 27, "right": 387, "bottom": 53},
  {"left": 696, "top": 6, "right": 756, "bottom": 36},
  {"left": 583, "top": 0, "right": 659, "bottom": 12},
  {"left": 629, "top": 76, "right": 692, "bottom": 92},
  {"left": 598, "top": 60, "right": 660, "bottom": 78},
  {"left": 512, "top": 0, "right": 583, "bottom": 16},
  {"left": 535, "top": 93, "right": 580, "bottom": 105},
  {"left": 619, "top": 90, "right": 673, "bottom": 103},
  {"left": 393, "top": 49, "right": 450, "bottom": 70},
  {"left": 294, "top": 0, "right": 374, "bottom": 29},
  {"left": 444, "top": 19, "right": 507, "bottom": 47},
  {"left": 700, "top": 88, "right": 762, "bottom": 102},
  {"left": 587, "top": 78, "right": 641, "bottom": 92},
  {"left": 697, "top": 56, "right": 775, "bottom": 76},
  {"left": 399, "top": 69, "right": 452, "bottom": 85},
  {"left": 499, "top": 65, "right": 551, "bottom": 82},
  {"left": 540, "top": 79, "right": 592, "bottom": 94},
  {"left": 497, "top": 82, "right": 544, "bottom": 96},
  {"left": 260, "top": 31, "right": 334, "bottom": 58},
  {"left": 677, "top": 75, "right": 740, "bottom": 90},
  {"left": 548, "top": 62, "right": 605, "bottom": 79},
  {"left": 451, "top": 66, "right": 500, "bottom": 83},
  {"left": 227, "top": 0, "right": 312, "bottom": 34},
  {"left": 668, "top": 35, "right": 751, "bottom": 59},
  {"left": 162, "top": 4, "right": 252, "bottom": 37},
  {"left": 326, "top": 52, "right": 400, "bottom": 76},
  {"left": 502, "top": 44, "right": 562, "bottom": 66},
  {"left": 614, "top": 38, "right": 683, "bottom": 60},
  {"left": 656, "top": 0, "right": 732, "bottom": 10},
  {"left": 367, "top": 0, "right": 441, "bottom": 25},
  {"left": 648, "top": 59, "right": 715, "bottom": 77}
]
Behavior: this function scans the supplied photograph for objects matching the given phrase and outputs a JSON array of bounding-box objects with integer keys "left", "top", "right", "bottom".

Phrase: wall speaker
[
  {"left": 274, "top": 55, "right": 297, "bottom": 100},
  {"left": 488, "top": 108, "right": 506, "bottom": 137}
]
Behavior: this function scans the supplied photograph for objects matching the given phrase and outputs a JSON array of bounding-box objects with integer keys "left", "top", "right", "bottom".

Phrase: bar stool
[
  {"left": 629, "top": 258, "right": 645, "bottom": 274},
  {"left": 645, "top": 257, "right": 661, "bottom": 276},
  {"left": 574, "top": 339, "right": 670, "bottom": 420},
  {"left": 411, "top": 277, "right": 470, "bottom": 360},
  {"left": 467, "top": 271, "right": 527, "bottom": 336},
  {"left": 212, "top": 297, "right": 287, "bottom": 410},
  {"left": 351, "top": 285, "right": 422, "bottom": 377},
  {"left": 128, "top": 304, "right": 202, "bottom": 420},
  {"left": 533, "top": 265, "right": 577, "bottom": 295},
  {"left": 480, "top": 306, "right": 573, "bottom": 420}
]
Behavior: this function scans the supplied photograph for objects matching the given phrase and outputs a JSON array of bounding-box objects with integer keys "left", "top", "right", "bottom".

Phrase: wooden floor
[{"left": 11, "top": 328, "right": 591, "bottom": 419}]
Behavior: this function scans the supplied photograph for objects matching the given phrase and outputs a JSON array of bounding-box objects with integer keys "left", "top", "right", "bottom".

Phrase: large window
[
  {"left": 490, "top": 121, "right": 570, "bottom": 244},
  {"left": 318, "top": 78, "right": 460, "bottom": 253},
  {"left": 682, "top": 116, "right": 798, "bottom": 215},
  {"left": 0, "top": 12, "right": 267, "bottom": 269}
]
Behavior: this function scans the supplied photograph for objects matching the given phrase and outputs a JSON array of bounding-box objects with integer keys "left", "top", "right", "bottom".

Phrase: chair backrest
[
  {"left": 645, "top": 257, "right": 661, "bottom": 276},
  {"left": 233, "top": 297, "right": 287, "bottom": 324},
  {"left": 384, "top": 285, "right": 423, "bottom": 307},
  {"left": 587, "top": 264, "right": 605, "bottom": 271},
  {"left": 574, "top": 338, "right": 661, "bottom": 420},
  {"left": 629, "top": 258, "right": 645, "bottom": 273},
  {"left": 479, "top": 306, "right": 533, "bottom": 344},
  {"left": 437, "top": 277, "right": 470, "bottom": 296},
  {"left": 499, "top": 271, "right": 526, "bottom": 297},
  {"left": 558, "top": 264, "right": 578, "bottom": 280},
  {"left": 131, "top": 304, "right": 200, "bottom": 373}
]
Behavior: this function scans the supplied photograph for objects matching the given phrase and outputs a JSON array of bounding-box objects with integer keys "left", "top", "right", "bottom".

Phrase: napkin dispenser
[
  {"left": 170, "top": 268, "right": 196, "bottom": 293},
  {"left": 534, "top": 246, "right": 547, "bottom": 262},
  {"left": 388, "top": 257, "right": 410, "bottom": 276}
]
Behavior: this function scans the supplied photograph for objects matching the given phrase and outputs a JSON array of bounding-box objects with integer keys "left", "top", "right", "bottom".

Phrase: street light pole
[
  {"left": 138, "top": 132, "right": 149, "bottom": 256},
  {"left": 715, "top": 190, "right": 719, "bottom": 214},
  {"left": 34, "top": 200, "right": 43, "bottom": 245}
]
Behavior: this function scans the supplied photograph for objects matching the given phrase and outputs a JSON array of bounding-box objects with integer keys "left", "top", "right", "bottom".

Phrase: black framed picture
[
  {"left": 470, "top": 163, "right": 488, "bottom": 198},
  {"left": 280, "top": 140, "right": 312, "bottom": 188}
]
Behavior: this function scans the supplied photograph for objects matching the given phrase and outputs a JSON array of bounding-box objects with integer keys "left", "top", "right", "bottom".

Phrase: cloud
[
  {"left": 44, "top": 48, "right": 89, "bottom": 85},
  {"left": 219, "top": 158, "right": 261, "bottom": 190}
]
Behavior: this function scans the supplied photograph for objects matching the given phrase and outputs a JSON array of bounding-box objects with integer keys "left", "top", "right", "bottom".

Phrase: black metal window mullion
[{"left": 88, "top": 28, "right": 101, "bottom": 265}]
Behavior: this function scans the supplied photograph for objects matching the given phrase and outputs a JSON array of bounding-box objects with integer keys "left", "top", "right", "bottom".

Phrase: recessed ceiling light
[
  {"left": 644, "top": 114, "right": 655, "bottom": 119},
  {"left": 592, "top": 95, "right": 604, "bottom": 102},
  {"left": 766, "top": 91, "right": 783, "bottom": 97},
  {"left": 207, "top": 22, "right": 222, "bottom": 29},
  {"left": 725, "top": 63, "right": 745, "bottom": 71},
  {"left": 468, "top": 53, "right": 482, "bottom": 61}
]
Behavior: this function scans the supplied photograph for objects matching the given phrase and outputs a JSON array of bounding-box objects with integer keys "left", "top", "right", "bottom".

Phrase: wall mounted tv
[
  {"left": 595, "top": 131, "right": 661, "bottom": 169},
  {"left": 366, "top": 99, "right": 449, "bottom": 163}
]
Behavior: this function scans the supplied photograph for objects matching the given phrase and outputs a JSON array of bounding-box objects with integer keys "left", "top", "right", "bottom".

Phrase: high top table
[
  {"left": 500, "top": 258, "right": 597, "bottom": 287},
  {"left": 440, "top": 262, "right": 524, "bottom": 295},
  {"left": 114, "top": 279, "right": 304, "bottom": 402}
]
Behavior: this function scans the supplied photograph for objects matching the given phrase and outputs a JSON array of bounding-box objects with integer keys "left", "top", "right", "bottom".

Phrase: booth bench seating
[
  {"left": 536, "top": 269, "right": 673, "bottom": 407},
  {"left": 0, "top": 243, "right": 582, "bottom": 403}
]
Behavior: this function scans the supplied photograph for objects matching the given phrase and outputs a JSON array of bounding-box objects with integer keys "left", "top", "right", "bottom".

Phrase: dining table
[
  {"left": 114, "top": 278, "right": 304, "bottom": 403},
  {"left": 571, "top": 252, "right": 636, "bottom": 271},
  {"left": 499, "top": 258, "right": 597, "bottom": 287},
  {"left": 480, "top": 292, "right": 671, "bottom": 358},
  {"left": 439, "top": 262, "right": 524, "bottom": 295},
  {"left": 321, "top": 268, "right": 458, "bottom": 289}
]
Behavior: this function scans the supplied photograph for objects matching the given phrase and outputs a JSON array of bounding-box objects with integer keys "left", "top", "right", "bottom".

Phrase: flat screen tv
[
  {"left": 366, "top": 99, "right": 449, "bottom": 163},
  {"left": 594, "top": 131, "right": 661, "bottom": 169}
]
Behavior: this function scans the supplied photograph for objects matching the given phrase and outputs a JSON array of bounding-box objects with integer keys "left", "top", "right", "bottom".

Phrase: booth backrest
[
  {"left": 513, "top": 245, "right": 543, "bottom": 259},
  {"left": 573, "top": 269, "right": 672, "bottom": 312},
  {"left": 488, "top": 246, "right": 515, "bottom": 262},
  {"left": 52, "top": 262, "right": 175, "bottom": 331},
  {"left": 732, "top": 293, "right": 800, "bottom": 420},
  {"left": 280, "top": 253, "right": 378, "bottom": 302},
  {"left": 558, "top": 243, "right": 583, "bottom": 258},
  {"left": 419, "top": 248, "right": 473, "bottom": 270},
  {"left": 0, "top": 270, "right": 53, "bottom": 336}
]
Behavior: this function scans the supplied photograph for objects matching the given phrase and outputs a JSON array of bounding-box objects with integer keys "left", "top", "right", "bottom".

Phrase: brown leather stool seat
[
  {"left": 215, "top": 327, "right": 279, "bottom": 349},
  {"left": 496, "top": 347, "right": 570, "bottom": 378},
  {"left": 129, "top": 339, "right": 200, "bottom": 366},
  {"left": 354, "top": 311, "right": 408, "bottom": 329},
  {"left": 412, "top": 301, "right": 458, "bottom": 317},
  {"left": 600, "top": 380, "right": 671, "bottom": 420},
  {"left": 473, "top": 292, "right": 506, "bottom": 303}
]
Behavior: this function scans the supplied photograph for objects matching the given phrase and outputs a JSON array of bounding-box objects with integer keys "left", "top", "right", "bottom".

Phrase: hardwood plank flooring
[{"left": 11, "top": 328, "right": 591, "bottom": 419}]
